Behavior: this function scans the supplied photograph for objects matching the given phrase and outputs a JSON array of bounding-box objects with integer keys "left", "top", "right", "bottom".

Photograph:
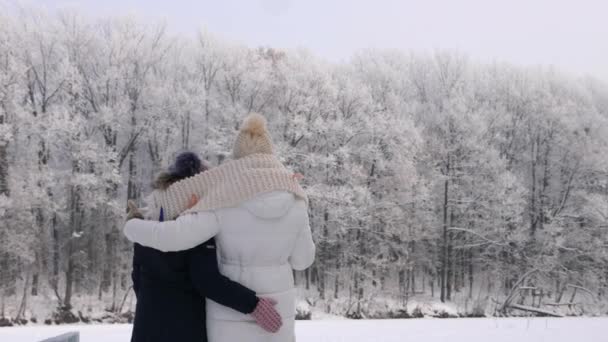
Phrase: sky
[{"left": 7, "top": 0, "right": 608, "bottom": 81}]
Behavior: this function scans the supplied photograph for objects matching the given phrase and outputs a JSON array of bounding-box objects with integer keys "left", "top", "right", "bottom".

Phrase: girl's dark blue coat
[{"left": 130, "top": 238, "right": 258, "bottom": 342}]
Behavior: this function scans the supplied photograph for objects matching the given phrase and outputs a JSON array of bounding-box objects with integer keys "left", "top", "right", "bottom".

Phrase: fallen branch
[
  {"left": 545, "top": 302, "right": 578, "bottom": 307},
  {"left": 566, "top": 284, "right": 597, "bottom": 301},
  {"left": 508, "top": 303, "right": 564, "bottom": 317}
]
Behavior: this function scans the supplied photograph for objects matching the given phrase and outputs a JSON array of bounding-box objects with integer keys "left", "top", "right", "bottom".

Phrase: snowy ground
[{"left": 1, "top": 317, "right": 606, "bottom": 342}]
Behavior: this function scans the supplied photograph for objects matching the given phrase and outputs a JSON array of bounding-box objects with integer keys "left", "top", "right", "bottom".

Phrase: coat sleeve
[
  {"left": 288, "top": 213, "right": 316, "bottom": 270},
  {"left": 123, "top": 212, "right": 220, "bottom": 252},
  {"left": 188, "top": 242, "right": 259, "bottom": 314}
]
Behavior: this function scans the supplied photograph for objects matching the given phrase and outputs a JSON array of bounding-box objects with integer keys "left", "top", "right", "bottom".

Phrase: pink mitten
[{"left": 251, "top": 298, "right": 282, "bottom": 333}]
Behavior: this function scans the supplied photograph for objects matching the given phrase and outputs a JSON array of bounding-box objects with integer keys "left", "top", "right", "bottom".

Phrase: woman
[
  {"left": 124, "top": 114, "right": 315, "bottom": 342},
  {"left": 128, "top": 151, "right": 282, "bottom": 342}
]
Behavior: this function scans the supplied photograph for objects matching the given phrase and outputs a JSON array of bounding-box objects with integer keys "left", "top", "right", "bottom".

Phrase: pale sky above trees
[{"left": 7, "top": 0, "right": 608, "bottom": 81}]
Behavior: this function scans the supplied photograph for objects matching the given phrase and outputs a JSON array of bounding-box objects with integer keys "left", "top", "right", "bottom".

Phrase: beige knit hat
[{"left": 232, "top": 113, "right": 274, "bottom": 159}]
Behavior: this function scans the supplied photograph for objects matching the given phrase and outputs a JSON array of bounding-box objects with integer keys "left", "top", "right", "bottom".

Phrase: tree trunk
[
  {"left": 64, "top": 237, "right": 75, "bottom": 309},
  {"left": 422, "top": 271, "right": 426, "bottom": 293},
  {"left": 31, "top": 272, "right": 38, "bottom": 296},
  {"left": 182, "top": 111, "right": 191, "bottom": 149},
  {"left": 1, "top": 291, "right": 4, "bottom": 318},
  {"left": 468, "top": 248, "right": 474, "bottom": 299},
  {"left": 0, "top": 140, "right": 8, "bottom": 196},
  {"left": 441, "top": 156, "right": 450, "bottom": 302},
  {"left": 410, "top": 267, "right": 416, "bottom": 295},
  {"left": 529, "top": 135, "right": 538, "bottom": 236},
  {"left": 318, "top": 268, "right": 325, "bottom": 300},
  {"left": 398, "top": 269, "right": 405, "bottom": 300},
  {"left": 111, "top": 269, "right": 118, "bottom": 312},
  {"left": 334, "top": 245, "right": 340, "bottom": 299},
  {"left": 447, "top": 210, "right": 454, "bottom": 300},
  {"left": 16, "top": 270, "right": 30, "bottom": 319},
  {"left": 355, "top": 272, "right": 364, "bottom": 316},
  {"left": 51, "top": 219, "right": 60, "bottom": 297},
  {"left": 405, "top": 268, "right": 411, "bottom": 299}
]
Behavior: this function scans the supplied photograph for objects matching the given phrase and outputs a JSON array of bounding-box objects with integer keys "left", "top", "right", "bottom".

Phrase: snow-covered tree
[{"left": 0, "top": 8, "right": 607, "bottom": 321}]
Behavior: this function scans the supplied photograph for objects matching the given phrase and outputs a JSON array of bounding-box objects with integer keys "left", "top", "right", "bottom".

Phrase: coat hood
[
  {"left": 151, "top": 171, "right": 177, "bottom": 190},
  {"left": 242, "top": 191, "right": 296, "bottom": 219}
]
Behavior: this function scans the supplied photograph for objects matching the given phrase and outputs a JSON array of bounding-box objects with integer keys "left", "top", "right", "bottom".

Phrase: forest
[{"left": 1, "top": 9, "right": 607, "bottom": 323}]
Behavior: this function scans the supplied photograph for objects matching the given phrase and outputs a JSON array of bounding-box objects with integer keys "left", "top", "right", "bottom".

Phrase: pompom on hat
[{"left": 232, "top": 113, "right": 275, "bottom": 159}]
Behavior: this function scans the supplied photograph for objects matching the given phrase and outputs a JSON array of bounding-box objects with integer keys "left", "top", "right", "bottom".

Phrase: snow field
[{"left": 1, "top": 317, "right": 606, "bottom": 342}]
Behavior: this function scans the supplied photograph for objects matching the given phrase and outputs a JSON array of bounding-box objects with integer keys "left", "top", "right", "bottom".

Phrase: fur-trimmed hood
[{"left": 152, "top": 171, "right": 179, "bottom": 190}]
